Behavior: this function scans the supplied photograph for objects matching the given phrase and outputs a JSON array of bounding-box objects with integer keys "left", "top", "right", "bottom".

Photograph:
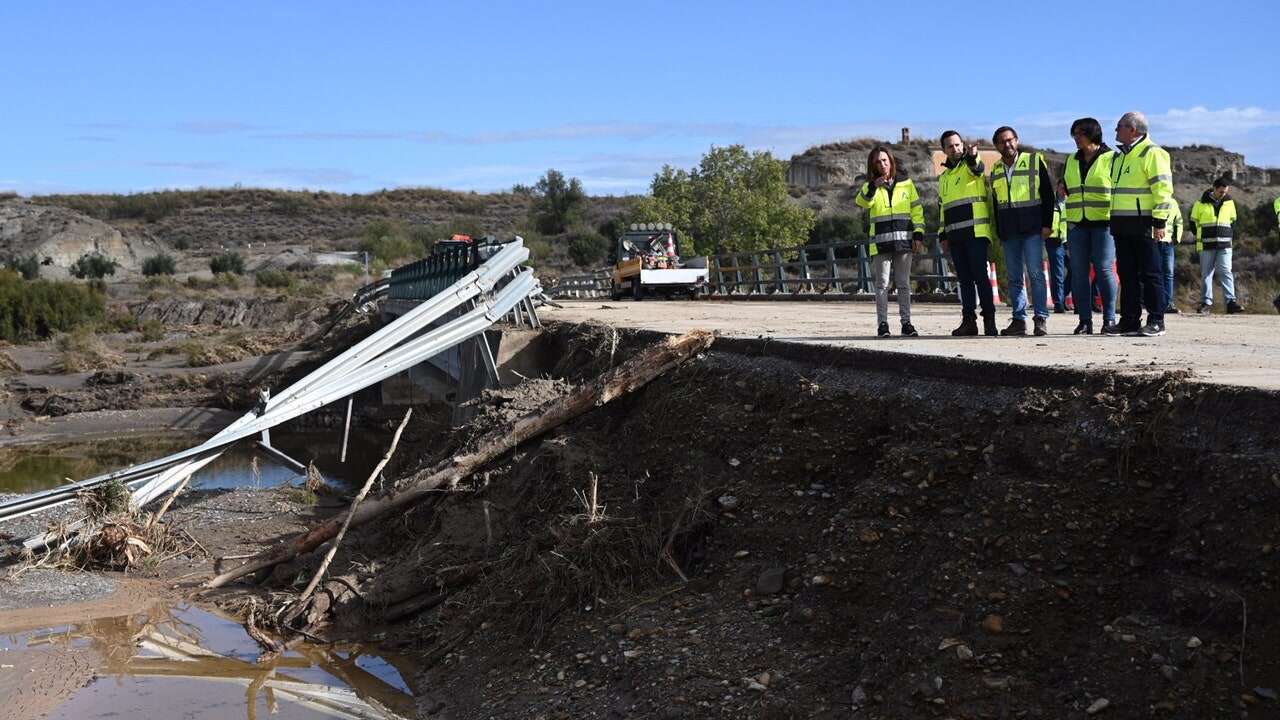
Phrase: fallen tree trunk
[{"left": 206, "top": 329, "right": 714, "bottom": 589}]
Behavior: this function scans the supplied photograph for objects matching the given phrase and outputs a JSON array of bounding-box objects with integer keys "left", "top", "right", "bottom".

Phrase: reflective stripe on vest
[
  {"left": 990, "top": 152, "right": 1041, "bottom": 210},
  {"left": 1063, "top": 150, "right": 1115, "bottom": 223},
  {"left": 938, "top": 162, "right": 993, "bottom": 241},
  {"left": 1111, "top": 136, "right": 1173, "bottom": 221}
]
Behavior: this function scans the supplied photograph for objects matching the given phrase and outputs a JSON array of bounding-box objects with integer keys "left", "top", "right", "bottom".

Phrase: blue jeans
[
  {"left": 1199, "top": 247, "right": 1236, "bottom": 305},
  {"left": 1067, "top": 225, "right": 1118, "bottom": 326},
  {"left": 1002, "top": 233, "right": 1048, "bottom": 320},
  {"left": 1156, "top": 241, "right": 1175, "bottom": 310},
  {"left": 1045, "top": 239, "right": 1068, "bottom": 308}
]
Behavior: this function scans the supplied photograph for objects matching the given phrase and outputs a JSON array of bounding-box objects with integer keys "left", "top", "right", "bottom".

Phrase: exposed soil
[
  {"left": 4, "top": 321, "right": 1279, "bottom": 719},
  {"left": 157, "top": 322, "right": 1275, "bottom": 719}
]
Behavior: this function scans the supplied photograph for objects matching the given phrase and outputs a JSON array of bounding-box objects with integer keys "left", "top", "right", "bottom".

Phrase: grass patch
[{"left": 55, "top": 326, "right": 123, "bottom": 373}]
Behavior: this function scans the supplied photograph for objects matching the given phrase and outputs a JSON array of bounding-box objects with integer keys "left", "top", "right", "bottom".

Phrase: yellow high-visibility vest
[
  {"left": 938, "top": 161, "right": 993, "bottom": 242},
  {"left": 1111, "top": 135, "right": 1174, "bottom": 224},
  {"left": 1063, "top": 149, "right": 1116, "bottom": 223},
  {"left": 855, "top": 178, "right": 925, "bottom": 256},
  {"left": 1190, "top": 196, "right": 1237, "bottom": 251}
]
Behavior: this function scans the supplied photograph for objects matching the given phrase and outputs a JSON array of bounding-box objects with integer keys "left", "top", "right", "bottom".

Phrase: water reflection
[
  {"left": 0, "top": 429, "right": 389, "bottom": 495},
  {"left": 9, "top": 602, "right": 415, "bottom": 720}
]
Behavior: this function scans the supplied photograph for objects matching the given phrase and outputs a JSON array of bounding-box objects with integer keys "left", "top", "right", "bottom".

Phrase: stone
[
  {"left": 1187, "top": 636, "right": 1203, "bottom": 648},
  {"left": 1086, "top": 698, "right": 1110, "bottom": 714},
  {"left": 756, "top": 567, "right": 786, "bottom": 596},
  {"left": 1254, "top": 687, "right": 1278, "bottom": 701},
  {"left": 982, "top": 614, "right": 1004, "bottom": 634},
  {"left": 956, "top": 645, "right": 974, "bottom": 661},
  {"left": 718, "top": 495, "right": 741, "bottom": 511}
]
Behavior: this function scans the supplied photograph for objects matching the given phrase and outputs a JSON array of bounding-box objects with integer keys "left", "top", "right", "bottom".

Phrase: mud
[{"left": 3, "top": 319, "right": 1279, "bottom": 718}]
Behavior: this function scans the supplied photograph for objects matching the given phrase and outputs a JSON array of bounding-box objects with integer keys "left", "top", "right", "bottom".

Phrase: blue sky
[{"left": 2, "top": 0, "right": 1278, "bottom": 196}]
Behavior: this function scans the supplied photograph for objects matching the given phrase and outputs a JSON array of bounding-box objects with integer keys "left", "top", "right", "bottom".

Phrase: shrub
[
  {"left": 4, "top": 254, "right": 41, "bottom": 280},
  {"left": 139, "top": 318, "right": 165, "bottom": 342},
  {"left": 566, "top": 225, "right": 609, "bottom": 267},
  {"left": 142, "top": 253, "right": 177, "bottom": 276},
  {"left": 255, "top": 268, "right": 296, "bottom": 290},
  {"left": 71, "top": 253, "right": 119, "bottom": 279},
  {"left": 209, "top": 251, "right": 245, "bottom": 275},
  {"left": 0, "top": 270, "right": 105, "bottom": 341},
  {"left": 55, "top": 326, "right": 122, "bottom": 372},
  {"left": 186, "top": 273, "right": 241, "bottom": 291},
  {"left": 358, "top": 220, "right": 419, "bottom": 263}
]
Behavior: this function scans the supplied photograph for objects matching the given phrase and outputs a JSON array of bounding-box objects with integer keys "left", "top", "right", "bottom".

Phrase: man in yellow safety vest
[
  {"left": 937, "top": 130, "right": 997, "bottom": 336},
  {"left": 1104, "top": 111, "right": 1175, "bottom": 337},
  {"left": 989, "top": 126, "right": 1057, "bottom": 336}
]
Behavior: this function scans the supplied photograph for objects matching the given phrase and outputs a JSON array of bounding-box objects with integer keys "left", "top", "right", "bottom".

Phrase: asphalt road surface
[{"left": 545, "top": 300, "right": 1280, "bottom": 390}]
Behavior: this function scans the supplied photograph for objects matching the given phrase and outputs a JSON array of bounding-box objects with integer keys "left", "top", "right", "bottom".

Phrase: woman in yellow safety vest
[{"left": 855, "top": 145, "right": 925, "bottom": 337}]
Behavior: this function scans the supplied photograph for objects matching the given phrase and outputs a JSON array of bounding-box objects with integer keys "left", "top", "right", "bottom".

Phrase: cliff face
[
  {"left": 0, "top": 201, "right": 165, "bottom": 278},
  {"left": 788, "top": 139, "right": 1280, "bottom": 218}
]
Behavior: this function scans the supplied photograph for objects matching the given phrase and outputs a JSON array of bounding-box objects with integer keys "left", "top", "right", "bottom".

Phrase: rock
[
  {"left": 574, "top": 679, "right": 587, "bottom": 688},
  {"left": 756, "top": 672, "right": 771, "bottom": 687},
  {"left": 982, "top": 614, "right": 1004, "bottom": 634},
  {"left": 733, "top": 550, "right": 750, "bottom": 558},
  {"left": 1255, "top": 687, "right": 1278, "bottom": 701},
  {"left": 756, "top": 567, "right": 786, "bottom": 596},
  {"left": 956, "top": 645, "right": 974, "bottom": 661},
  {"left": 1008, "top": 562, "right": 1028, "bottom": 576},
  {"left": 810, "top": 574, "right": 831, "bottom": 586},
  {"left": 1086, "top": 698, "right": 1110, "bottom": 714},
  {"left": 623, "top": 650, "right": 641, "bottom": 659},
  {"left": 981, "top": 676, "right": 1010, "bottom": 690},
  {"left": 743, "top": 678, "right": 767, "bottom": 692},
  {"left": 728, "top": 458, "right": 741, "bottom": 467},
  {"left": 607, "top": 623, "right": 626, "bottom": 636},
  {"left": 1160, "top": 665, "right": 1176, "bottom": 681},
  {"left": 718, "top": 495, "right": 740, "bottom": 510},
  {"left": 1187, "top": 636, "right": 1203, "bottom": 648}
]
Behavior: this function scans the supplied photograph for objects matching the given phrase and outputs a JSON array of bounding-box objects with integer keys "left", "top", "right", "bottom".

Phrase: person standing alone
[
  {"left": 989, "top": 126, "right": 1056, "bottom": 336},
  {"left": 937, "top": 131, "right": 997, "bottom": 336},
  {"left": 855, "top": 146, "right": 925, "bottom": 337},
  {"left": 1189, "top": 177, "right": 1243, "bottom": 314}
]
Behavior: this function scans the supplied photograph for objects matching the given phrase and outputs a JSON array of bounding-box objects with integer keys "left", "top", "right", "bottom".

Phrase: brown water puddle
[{"left": 0, "top": 600, "right": 415, "bottom": 719}]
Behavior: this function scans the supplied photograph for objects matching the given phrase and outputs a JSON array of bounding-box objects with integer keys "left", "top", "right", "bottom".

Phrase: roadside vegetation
[{"left": 0, "top": 269, "right": 105, "bottom": 341}]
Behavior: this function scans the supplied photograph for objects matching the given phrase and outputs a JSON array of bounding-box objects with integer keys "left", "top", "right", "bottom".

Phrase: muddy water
[
  {"left": 0, "top": 429, "right": 390, "bottom": 495},
  {"left": 2, "top": 601, "right": 415, "bottom": 719}
]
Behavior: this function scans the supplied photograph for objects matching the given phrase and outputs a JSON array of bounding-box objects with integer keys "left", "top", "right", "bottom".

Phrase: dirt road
[{"left": 546, "top": 300, "right": 1280, "bottom": 390}]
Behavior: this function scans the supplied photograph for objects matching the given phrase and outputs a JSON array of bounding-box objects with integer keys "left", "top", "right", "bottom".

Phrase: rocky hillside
[
  {"left": 0, "top": 202, "right": 167, "bottom": 279},
  {"left": 787, "top": 138, "right": 1280, "bottom": 218}
]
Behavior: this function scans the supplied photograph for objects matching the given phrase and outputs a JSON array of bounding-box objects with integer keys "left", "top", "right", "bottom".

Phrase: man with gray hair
[{"left": 1105, "top": 111, "right": 1176, "bottom": 337}]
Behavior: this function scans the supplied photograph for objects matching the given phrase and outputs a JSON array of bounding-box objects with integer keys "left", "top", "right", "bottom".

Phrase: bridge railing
[
  {"left": 388, "top": 243, "right": 481, "bottom": 301},
  {"left": 546, "top": 270, "right": 611, "bottom": 299},
  {"left": 707, "top": 234, "right": 955, "bottom": 297}
]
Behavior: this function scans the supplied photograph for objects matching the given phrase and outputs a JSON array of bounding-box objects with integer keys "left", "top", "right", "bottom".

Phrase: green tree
[
  {"left": 70, "top": 253, "right": 119, "bottom": 279},
  {"left": 566, "top": 224, "right": 609, "bottom": 267},
  {"left": 532, "top": 169, "right": 587, "bottom": 234},
  {"left": 632, "top": 145, "right": 815, "bottom": 256}
]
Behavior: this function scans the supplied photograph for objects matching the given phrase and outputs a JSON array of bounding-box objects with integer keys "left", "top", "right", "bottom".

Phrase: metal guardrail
[
  {"left": 388, "top": 242, "right": 481, "bottom": 301},
  {"left": 545, "top": 235, "right": 959, "bottom": 300},
  {"left": 546, "top": 270, "right": 611, "bottom": 299},
  {"left": 707, "top": 234, "right": 955, "bottom": 297}
]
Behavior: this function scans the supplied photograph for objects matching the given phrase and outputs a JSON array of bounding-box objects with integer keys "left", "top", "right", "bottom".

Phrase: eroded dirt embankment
[{"left": 215, "top": 322, "right": 1280, "bottom": 719}]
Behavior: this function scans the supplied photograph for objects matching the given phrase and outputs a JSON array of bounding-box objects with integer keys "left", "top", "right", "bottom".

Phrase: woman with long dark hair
[{"left": 855, "top": 145, "right": 925, "bottom": 337}]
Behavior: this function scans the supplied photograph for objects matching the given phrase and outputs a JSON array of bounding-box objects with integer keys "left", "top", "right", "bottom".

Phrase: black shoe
[
  {"left": 1000, "top": 319, "right": 1027, "bottom": 336},
  {"left": 1033, "top": 317, "right": 1048, "bottom": 336},
  {"left": 951, "top": 317, "right": 978, "bottom": 336},
  {"left": 1196, "top": 303, "right": 1211, "bottom": 315},
  {"left": 1102, "top": 321, "right": 1132, "bottom": 336},
  {"left": 1165, "top": 305, "right": 1180, "bottom": 315},
  {"left": 982, "top": 316, "right": 998, "bottom": 337},
  {"left": 1139, "top": 322, "right": 1166, "bottom": 337},
  {"left": 1073, "top": 321, "right": 1093, "bottom": 335},
  {"left": 1054, "top": 304, "right": 1067, "bottom": 314},
  {"left": 877, "top": 322, "right": 890, "bottom": 337},
  {"left": 1226, "top": 300, "right": 1244, "bottom": 314},
  {"left": 901, "top": 322, "right": 919, "bottom": 337}
]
